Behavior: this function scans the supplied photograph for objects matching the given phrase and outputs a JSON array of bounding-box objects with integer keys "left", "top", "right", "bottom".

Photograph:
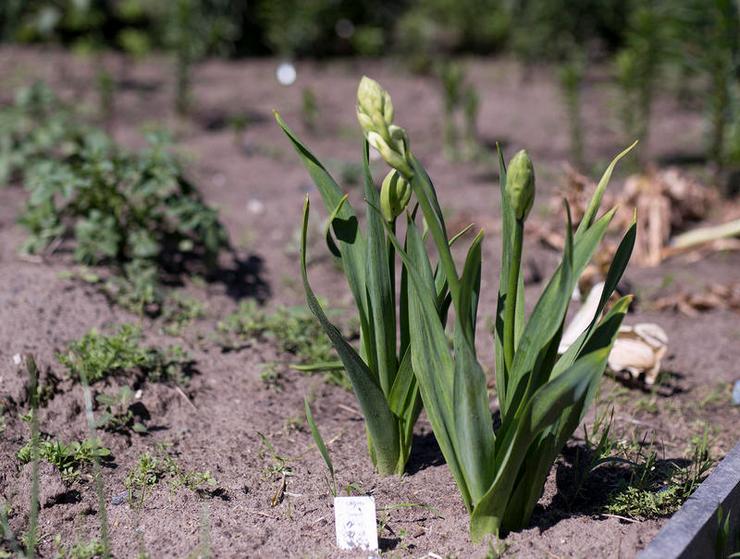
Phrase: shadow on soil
[{"left": 406, "top": 432, "right": 445, "bottom": 475}]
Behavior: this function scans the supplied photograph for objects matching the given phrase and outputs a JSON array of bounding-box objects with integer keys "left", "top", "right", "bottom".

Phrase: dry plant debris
[
  {"left": 544, "top": 165, "right": 727, "bottom": 268},
  {"left": 652, "top": 282, "right": 740, "bottom": 316},
  {"left": 607, "top": 323, "right": 668, "bottom": 386}
]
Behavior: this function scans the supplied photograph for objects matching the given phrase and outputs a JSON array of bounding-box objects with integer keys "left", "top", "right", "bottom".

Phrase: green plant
[
  {"left": 605, "top": 433, "right": 713, "bottom": 519},
  {"left": 18, "top": 129, "right": 228, "bottom": 314},
  {"left": 439, "top": 61, "right": 464, "bottom": 160},
  {"left": 77, "top": 360, "right": 111, "bottom": 558},
  {"left": 95, "top": 386, "right": 148, "bottom": 434},
  {"left": 301, "top": 87, "right": 319, "bottom": 133},
  {"left": 716, "top": 506, "right": 740, "bottom": 559},
  {"left": 278, "top": 76, "right": 463, "bottom": 475},
  {"left": 306, "top": 77, "right": 637, "bottom": 539},
  {"left": 614, "top": 1, "right": 670, "bottom": 162},
  {"left": 672, "top": 0, "right": 740, "bottom": 168},
  {"left": 160, "top": 293, "right": 204, "bottom": 335},
  {"left": 66, "top": 539, "right": 107, "bottom": 559},
  {"left": 558, "top": 54, "right": 586, "bottom": 168},
  {"left": 125, "top": 449, "right": 218, "bottom": 507},
  {"left": 58, "top": 324, "right": 191, "bottom": 384},
  {"left": 0, "top": 82, "right": 87, "bottom": 186},
  {"left": 17, "top": 438, "right": 111, "bottom": 483},
  {"left": 217, "top": 301, "right": 346, "bottom": 387},
  {"left": 304, "top": 398, "right": 336, "bottom": 496},
  {"left": 257, "top": 433, "right": 294, "bottom": 507}
]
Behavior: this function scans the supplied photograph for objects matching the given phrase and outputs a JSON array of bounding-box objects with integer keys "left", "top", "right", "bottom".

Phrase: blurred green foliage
[{"left": 0, "top": 1, "right": 738, "bottom": 169}]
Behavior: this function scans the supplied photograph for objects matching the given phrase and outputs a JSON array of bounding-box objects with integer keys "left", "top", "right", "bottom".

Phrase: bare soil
[{"left": 0, "top": 47, "right": 738, "bottom": 558}]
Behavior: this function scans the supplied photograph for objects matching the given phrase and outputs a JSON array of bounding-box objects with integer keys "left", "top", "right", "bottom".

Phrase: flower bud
[
  {"left": 357, "top": 76, "right": 394, "bottom": 137},
  {"left": 357, "top": 76, "right": 414, "bottom": 178},
  {"left": 380, "top": 170, "right": 411, "bottom": 221},
  {"left": 506, "top": 150, "right": 535, "bottom": 221}
]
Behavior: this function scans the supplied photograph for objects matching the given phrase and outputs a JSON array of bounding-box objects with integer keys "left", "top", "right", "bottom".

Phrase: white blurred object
[
  {"left": 276, "top": 62, "right": 297, "bottom": 86},
  {"left": 608, "top": 323, "right": 668, "bottom": 385},
  {"left": 559, "top": 282, "right": 604, "bottom": 354},
  {"left": 247, "top": 199, "right": 265, "bottom": 215}
]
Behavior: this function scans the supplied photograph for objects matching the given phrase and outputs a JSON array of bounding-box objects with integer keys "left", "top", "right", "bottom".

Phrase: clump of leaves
[
  {"left": 281, "top": 76, "right": 637, "bottom": 539},
  {"left": 160, "top": 293, "right": 204, "bottom": 335},
  {"left": 95, "top": 386, "right": 148, "bottom": 435},
  {"left": 125, "top": 449, "right": 218, "bottom": 507},
  {"left": 17, "top": 438, "right": 111, "bottom": 483},
  {"left": 605, "top": 433, "right": 713, "bottom": 519},
  {"left": 0, "top": 81, "right": 88, "bottom": 186},
  {"left": 63, "top": 538, "right": 107, "bottom": 559},
  {"left": 18, "top": 128, "right": 228, "bottom": 315},
  {"left": 58, "top": 324, "right": 192, "bottom": 385},
  {"left": 218, "top": 301, "right": 345, "bottom": 387}
]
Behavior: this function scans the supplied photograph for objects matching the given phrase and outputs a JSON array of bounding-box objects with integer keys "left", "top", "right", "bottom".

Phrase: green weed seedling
[
  {"left": 125, "top": 448, "right": 218, "bottom": 509},
  {"left": 301, "top": 87, "right": 319, "bottom": 133},
  {"left": 17, "top": 438, "right": 111, "bottom": 484},
  {"left": 95, "top": 387, "right": 148, "bottom": 435},
  {"left": 437, "top": 61, "right": 482, "bottom": 161},
  {"left": 304, "top": 398, "right": 337, "bottom": 496},
  {"left": 605, "top": 432, "right": 713, "bottom": 519},
  {"left": 58, "top": 324, "right": 191, "bottom": 385},
  {"left": 282, "top": 76, "right": 638, "bottom": 539},
  {"left": 257, "top": 433, "right": 294, "bottom": 507},
  {"left": 218, "top": 301, "right": 346, "bottom": 388},
  {"left": 54, "top": 537, "right": 109, "bottom": 559},
  {"left": 2, "top": 356, "right": 41, "bottom": 558}
]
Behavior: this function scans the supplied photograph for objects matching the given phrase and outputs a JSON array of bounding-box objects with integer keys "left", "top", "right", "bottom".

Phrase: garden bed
[{"left": 0, "top": 47, "right": 738, "bottom": 557}]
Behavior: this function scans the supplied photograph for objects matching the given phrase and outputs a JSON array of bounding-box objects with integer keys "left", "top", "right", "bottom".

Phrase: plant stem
[{"left": 504, "top": 219, "right": 524, "bottom": 372}]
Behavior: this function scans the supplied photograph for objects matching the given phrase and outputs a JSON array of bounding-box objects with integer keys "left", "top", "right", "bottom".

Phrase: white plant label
[{"left": 334, "top": 496, "right": 378, "bottom": 551}]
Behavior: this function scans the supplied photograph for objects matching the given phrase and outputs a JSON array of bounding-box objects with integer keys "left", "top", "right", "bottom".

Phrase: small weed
[
  {"left": 0, "top": 82, "right": 87, "bottom": 186},
  {"left": 95, "top": 387, "right": 148, "bottom": 435},
  {"left": 125, "top": 449, "right": 218, "bottom": 508},
  {"left": 17, "top": 438, "right": 111, "bottom": 483},
  {"left": 218, "top": 301, "right": 347, "bottom": 388},
  {"left": 160, "top": 293, "right": 204, "bottom": 335},
  {"left": 257, "top": 433, "right": 294, "bottom": 507},
  {"left": 58, "top": 324, "right": 192, "bottom": 385},
  {"left": 605, "top": 432, "right": 713, "bottom": 519},
  {"left": 66, "top": 538, "right": 107, "bottom": 559}
]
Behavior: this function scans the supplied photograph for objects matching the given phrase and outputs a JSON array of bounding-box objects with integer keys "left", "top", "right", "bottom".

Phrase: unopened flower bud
[
  {"left": 357, "top": 76, "right": 414, "bottom": 178},
  {"left": 357, "top": 76, "right": 394, "bottom": 138},
  {"left": 506, "top": 150, "right": 535, "bottom": 221},
  {"left": 380, "top": 170, "right": 411, "bottom": 221}
]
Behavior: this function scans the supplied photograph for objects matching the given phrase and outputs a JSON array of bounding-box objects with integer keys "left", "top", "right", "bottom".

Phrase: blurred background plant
[{"left": 0, "top": 0, "right": 738, "bottom": 176}]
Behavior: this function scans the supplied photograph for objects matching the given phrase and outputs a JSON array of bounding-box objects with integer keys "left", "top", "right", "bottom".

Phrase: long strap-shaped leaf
[
  {"left": 361, "top": 141, "right": 398, "bottom": 395},
  {"left": 384, "top": 213, "right": 474, "bottom": 509},
  {"left": 501, "top": 295, "right": 632, "bottom": 531},
  {"left": 503, "top": 205, "right": 618, "bottom": 420},
  {"left": 276, "top": 113, "right": 373, "bottom": 363},
  {"left": 300, "top": 198, "right": 400, "bottom": 475},
  {"left": 576, "top": 140, "right": 637, "bottom": 239},
  {"left": 470, "top": 347, "right": 611, "bottom": 541}
]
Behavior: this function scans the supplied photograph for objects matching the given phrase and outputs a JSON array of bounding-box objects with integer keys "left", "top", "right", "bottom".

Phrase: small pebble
[
  {"left": 732, "top": 380, "right": 740, "bottom": 405},
  {"left": 111, "top": 492, "right": 128, "bottom": 506}
]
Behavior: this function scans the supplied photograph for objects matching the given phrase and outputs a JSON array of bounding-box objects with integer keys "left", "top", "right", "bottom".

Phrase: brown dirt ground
[{"left": 0, "top": 47, "right": 738, "bottom": 558}]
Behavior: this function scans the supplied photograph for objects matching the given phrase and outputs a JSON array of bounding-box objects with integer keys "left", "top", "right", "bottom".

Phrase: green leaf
[
  {"left": 576, "top": 141, "right": 637, "bottom": 239},
  {"left": 361, "top": 140, "right": 397, "bottom": 395},
  {"left": 305, "top": 398, "right": 336, "bottom": 496},
  {"left": 299, "top": 198, "right": 400, "bottom": 475},
  {"left": 470, "top": 347, "right": 611, "bottom": 540}
]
